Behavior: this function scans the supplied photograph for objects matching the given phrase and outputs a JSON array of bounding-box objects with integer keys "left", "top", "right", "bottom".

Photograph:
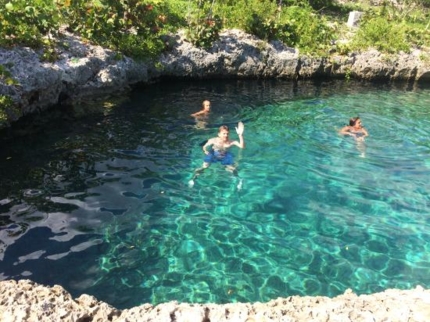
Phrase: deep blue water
[{"left": 1, "top": 79, "right": 430, "bottom": 309}]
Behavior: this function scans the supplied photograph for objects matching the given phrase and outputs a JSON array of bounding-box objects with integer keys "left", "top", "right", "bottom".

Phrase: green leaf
[{"left": 5, "top": 2, "right": 14, "bottom": 11}]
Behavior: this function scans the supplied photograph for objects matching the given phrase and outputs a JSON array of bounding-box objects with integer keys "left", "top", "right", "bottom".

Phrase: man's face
[
  {"left": 218, "top": 129, "right": 229, "bottom": 141},
  {"left": 203, "top": 101, "right": 211, "bottom": 111}
]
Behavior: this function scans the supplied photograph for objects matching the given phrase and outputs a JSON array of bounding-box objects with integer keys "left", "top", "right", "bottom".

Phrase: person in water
[
  {"left": 191, "top": 100, "right": 211, "bottom": 129},
  {"left": 190, "top": 100, "right": 211, "bottom": 117},
  {"left": 339, "top": 116, "right": 369, "bottom": 141},
  {"left": 189, "top": 122, "right": 245, "bottom": 187},
  {"left": 339, "top": 116, "right": 368, "bottom": 157}
]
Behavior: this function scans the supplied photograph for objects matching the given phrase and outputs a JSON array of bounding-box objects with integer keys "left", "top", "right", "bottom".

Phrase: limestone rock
[
  {"left": 1, "top": 28, "right": 429, "bottom": 130},
  {"left": 0, "top": 279, "right": 120, "bottom": 322},
  {"left": 1, "top": 280, "right": 430, "bottom": 322}
]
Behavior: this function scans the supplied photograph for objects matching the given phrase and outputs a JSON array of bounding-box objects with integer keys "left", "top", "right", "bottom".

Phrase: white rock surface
[{"left": 1, "top": 280, "right": 430, "bottom": 322}]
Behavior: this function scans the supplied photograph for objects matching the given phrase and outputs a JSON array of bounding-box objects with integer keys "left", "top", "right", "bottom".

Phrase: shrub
[
  {"left": 0, "top": 64, "right": 19, "bottom": 86},
  {"left": 184, "top": 0, "right": 223, "bottom": 48},
  {"left": 0, "top": 95, "right": 14, "bottom": 125},
  {"left": 60, "top": 0, "right": 169, "bottom": 60},
  {"left": 352, "top": 16, "right": 410, "bottom": 53},
  {"left": 186, "top": 15, "right": 223, "bottom": 48},
  {"left": 278, "top": 5, "right": 334, "bottom": 54},
  {"left": 0, "top": 0, "right": 61, "bottom": 48}
]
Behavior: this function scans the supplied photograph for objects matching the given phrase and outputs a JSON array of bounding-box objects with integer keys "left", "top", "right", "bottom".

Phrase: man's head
[
  {"left": 218, "top": 125, "right": 229, "bottom": 140},
  {"left": 202, "top": 100, "right": 211, "bottom": 112}
]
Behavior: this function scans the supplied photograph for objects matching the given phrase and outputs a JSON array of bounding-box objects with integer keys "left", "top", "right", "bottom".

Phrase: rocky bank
[
  {"left": 1, "top": 279, "right": 430, "bottom": 322},
  {"left": 0, "top": 29, "right": 429, "bottom": 129}
]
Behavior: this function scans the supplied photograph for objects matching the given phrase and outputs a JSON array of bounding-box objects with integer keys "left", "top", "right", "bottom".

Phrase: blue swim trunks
[{"left": 204, "top": 150, "right": 234, "bottom": 165}]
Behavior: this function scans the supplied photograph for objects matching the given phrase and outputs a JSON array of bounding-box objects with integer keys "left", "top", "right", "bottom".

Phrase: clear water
[{"left": 1, "top": 79, "right": 430, "bottom": 309}]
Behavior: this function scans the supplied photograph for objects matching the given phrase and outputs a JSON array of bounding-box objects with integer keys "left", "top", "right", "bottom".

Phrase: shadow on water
[{"left": 1, "top": 78, "right": 430, "bottom": 309}]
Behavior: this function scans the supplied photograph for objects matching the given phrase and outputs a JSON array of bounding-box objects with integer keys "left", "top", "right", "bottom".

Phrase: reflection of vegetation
[
  {"left": 76, "top": 225, "right": 95, "bottom": 233},
  {"left": 5, "top": 222, "right": 29, "bottom": 237},
  {"left": 0, "top": 213, "right": 15, "bottom": 229}
]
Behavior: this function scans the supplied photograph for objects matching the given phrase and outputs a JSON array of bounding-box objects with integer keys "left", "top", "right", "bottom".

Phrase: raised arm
[
  {"left": 236, "top": 133, "right": 245, "bottom": 149},
  {"left": 234, "top": 121, "right": 245, "bottom": 149}
]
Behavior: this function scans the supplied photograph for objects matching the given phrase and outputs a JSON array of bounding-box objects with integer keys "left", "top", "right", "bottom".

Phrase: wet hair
[
  {"left": 349, "top": 117, "right": 360, "bottom": 126},
  {"left": 218, "top": 125, "right": 229, "bottom": 133}
]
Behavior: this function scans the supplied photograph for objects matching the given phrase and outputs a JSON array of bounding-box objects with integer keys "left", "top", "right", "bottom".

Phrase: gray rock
[{"left": 1, "top": 29, "right": 429, "bottom": 129}]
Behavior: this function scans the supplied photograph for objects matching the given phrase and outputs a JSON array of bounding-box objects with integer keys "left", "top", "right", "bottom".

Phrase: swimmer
[
  {"left": 339, "top": 116, "right": 369, "bottom": 142},
  {"left": 339, "top": 116, "right": 368, "bottom": 157},
  {"left": 190, "top": 100, "right": 211, "bottom": 117},
  {"left": 189, "top": 122, "right": 245, "bottom": 187},
  {"left": 191, "top": 100, "right": 211, "bottom": 129}
]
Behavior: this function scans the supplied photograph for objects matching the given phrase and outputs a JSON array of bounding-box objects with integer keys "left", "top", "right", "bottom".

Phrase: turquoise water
[{"left": 1, "top": 80, "right": 430, "bottom": 309}]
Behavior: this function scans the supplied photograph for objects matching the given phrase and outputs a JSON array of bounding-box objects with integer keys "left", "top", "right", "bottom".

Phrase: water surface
[{"left": 1, "top": 79, "right": 430, "bottom": 309}]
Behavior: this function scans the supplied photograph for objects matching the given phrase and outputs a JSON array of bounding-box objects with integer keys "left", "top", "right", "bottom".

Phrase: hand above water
[{"left": 236, "top": 121, "right": 244, "bottom": 136}]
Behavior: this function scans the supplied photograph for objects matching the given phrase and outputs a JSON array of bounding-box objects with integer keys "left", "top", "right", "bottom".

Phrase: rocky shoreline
[
  {"left": 1, "top": 279, "right": 430, "bottom": 321},
  {"left": 1, "top": 29, "right": 429, "bottom": 129}
]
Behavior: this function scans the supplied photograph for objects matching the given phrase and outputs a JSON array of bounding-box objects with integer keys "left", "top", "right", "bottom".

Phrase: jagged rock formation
[
  {"left": 0, "top": 29, "right": 429, "bottom": 129},
  {"left": 1, "top": 279, "right": 430, "bottom": 322},
  {"left": 158, "top": 29, "right": 430, "bottom": 82},
  {"left": 0, "top": 31, "right": 148, "bottom": 124}
]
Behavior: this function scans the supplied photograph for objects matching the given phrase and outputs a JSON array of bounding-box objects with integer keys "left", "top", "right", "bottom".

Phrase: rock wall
[
  {"left": 0, "top": 31, "right": 148, "bottom": 124},
  {"left": 157, "top": 29, "right": 430, "bottom": 82},
  {"left": 1, "top": 279, "right": 430, "bottom": 322},
  {"left": 0, "top": 29, "right": 429, "bottom": 129}
]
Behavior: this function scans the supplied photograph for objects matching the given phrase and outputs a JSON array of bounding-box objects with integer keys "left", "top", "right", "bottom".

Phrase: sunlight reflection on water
[{"left": 1, "top": 80, "right": 430, "bottom": 309}]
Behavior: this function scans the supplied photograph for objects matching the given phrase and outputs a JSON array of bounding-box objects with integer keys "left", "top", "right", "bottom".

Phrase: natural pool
[{"left": 1, "top": 79, "right": 430, "bottom": 309}]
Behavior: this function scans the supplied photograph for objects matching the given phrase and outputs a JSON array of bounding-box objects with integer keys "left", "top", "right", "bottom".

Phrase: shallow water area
[{"left": 1, "top": 79, "right": 430, "bottom": 309}]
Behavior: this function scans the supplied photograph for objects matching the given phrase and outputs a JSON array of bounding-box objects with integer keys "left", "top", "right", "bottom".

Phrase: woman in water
[
  {"left": 339, "top": 116, "right": 369, "bottom": 141},
  {"left": 339, "top": 116, "right": 368, "bottom": 157}
]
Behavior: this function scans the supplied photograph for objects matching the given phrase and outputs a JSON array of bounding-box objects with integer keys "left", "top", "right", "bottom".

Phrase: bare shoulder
[
  {"left": 191, "top": 110, "right": 202, "bottom": 117},
  {"left": 207, "top": 137, "right": 218, "bottom": 144},
  {"left": 339, "top": 125, "right": 350, "bottom": 133}
]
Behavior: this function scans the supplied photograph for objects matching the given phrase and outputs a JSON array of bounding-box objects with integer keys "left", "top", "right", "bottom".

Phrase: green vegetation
[
  {"left": 0, "top": 95, "right": 13, "bottom": 125},
  {"left": 0, "top": 0, "right": 429, "bottom": 59},
  {"left": 0, "top": 65, "right": 20, "bottom": 125},
  {"left": 0, "top": 64, "right": 19, "bottom": 86}
]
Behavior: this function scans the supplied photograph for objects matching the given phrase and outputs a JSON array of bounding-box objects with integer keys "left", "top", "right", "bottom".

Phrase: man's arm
[
  {"left": 191, "top": 110, "right": 205, "bottom": 117},
  {"left": 237, "top": 134, "right": 245, "bottom": 149},
  {"left": 234, "top": 122, "right": 245, "bottom": 148},
  {"left": 202, "top": 138, "right": 214, "bottom": 154}
]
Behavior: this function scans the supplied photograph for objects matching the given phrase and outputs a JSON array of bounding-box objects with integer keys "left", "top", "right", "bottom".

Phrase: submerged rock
[{"left": 1, "top": 279, "right": 430, "bottom": 321}]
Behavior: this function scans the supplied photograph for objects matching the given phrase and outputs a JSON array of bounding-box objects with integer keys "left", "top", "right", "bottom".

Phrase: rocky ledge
[
  {"left": 1, "top": 279, "right": 430, "bottom": 322},
  {"left": 1, "top": 29, "right": 429, "bottom": 129}
]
